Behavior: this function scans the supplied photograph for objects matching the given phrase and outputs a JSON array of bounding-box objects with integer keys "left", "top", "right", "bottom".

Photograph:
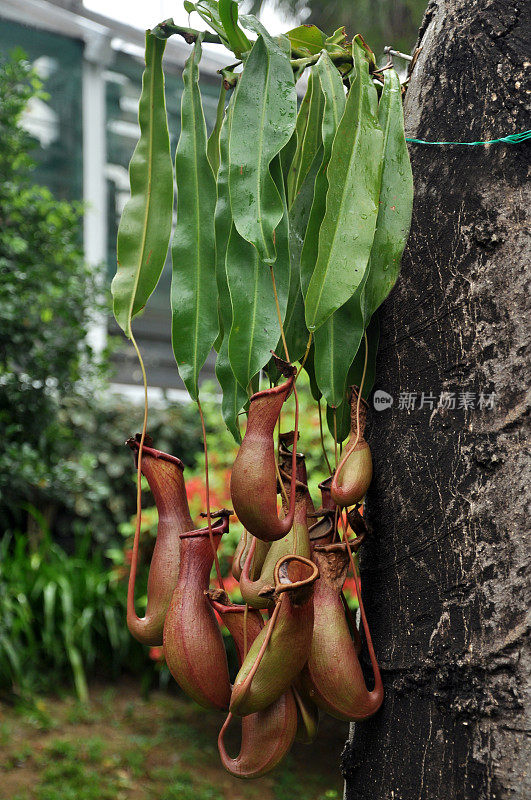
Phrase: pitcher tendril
[
  {"left": 318, "top": 399, "right": 333, "bottom": 475},
  {"left": 197, "top": 399, "right": 225, "bottom": 591},
  {"left": 330, "top": 334, "right": 373, "bottom": 509},
  {"left": 296, "top": 332, "right": 313, "bottom": 380},
  {"left": 126, "top": 332, "right": 149, "bottom": 625},
  {"left": 270, "top": 265, "right": 290, "bottom": 364}
]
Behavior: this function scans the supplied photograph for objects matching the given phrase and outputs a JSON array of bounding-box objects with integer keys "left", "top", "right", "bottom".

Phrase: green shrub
[
  {"left": 0, "top": 51, "right": 100, "bottom": 521},
  {"left": 0, "top": 528, "right": 156, "bottom": 701}
]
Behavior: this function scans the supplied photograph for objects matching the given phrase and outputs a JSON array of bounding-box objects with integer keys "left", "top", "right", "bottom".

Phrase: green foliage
[
  {"left": 348, "top": 313, "right": 380, "bottom": 399},
  {"left": 226, "top": 155, "right": 290, "bottom": 389},
  {"left": 287, "top": 68, "right": 323, "bottom": 206},
  {"left": 362, "top": 68, "right": 414, "bottom": 321},
  {"left": 214, "top": 102, "right": 248, "bottom": 440},
  {"left": 218, "top": 0, "right": 252, "bottom": 56},
  {"left": 112, "top": 32, "right": 173, "bottom": 338},
  {"left": 206, "top": 81, "right": 227, "bottom": 176},
  {"left": 0, "top": 52, "right": 103, "bottom": 524},
  {"left": 0, "top": 531, "right": 155, "bottom": 700},
  {"left": 299, "top": 51, "right": 346, "bottom": 296},
  {"left": 147, "top": 8, "right": 413, "bottom": 445},
  {"left": 304, "top": 39, "right": 383, "bottom": 331},
  {"left": 228, "top": 31, "right": 297, "bottom": 263},
  {"left": 283, "top": 149, "right": 320, "bottom": 363},
  {"left": 285, "top": 24, "right": 326, "bottom": 57},
  {"left": 171, "top": 35, "right": 218, "bottom": 400},
  {"left": 314, "top": 285, "right": 367, "bottom": 407}
]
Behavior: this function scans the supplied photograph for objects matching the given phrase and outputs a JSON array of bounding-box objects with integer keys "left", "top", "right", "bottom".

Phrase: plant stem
[
  {"left": 275, "top": 456, "right": 290, "bottom": 508},
  {"left": 151, "top": 19, "right": 223, "bottom": 44},
  {"left": 290, "top": 53, "right": 352, "bottom": 71},
  {"left": 197, "top": 398, "right": 225, "bottom": 591},
  {"left": 269, "top": 265, "right": 290, "bottom": 363},
  {"left": 333, "top": 408, "right": 339, "bottom": 468},
  {"left": 152, "top": 18, "right": 354, "bottom": 82},
  {"left": 318, "top": 399, "right": 333, "bottom": 475},
  {"left": 127, "top": 332, "right": 149, "bottom": 622},
  {"left": 243, "top": 603, "right": 249, "bottom": 660},
  {"left": 296, "top": 332, "right": 313, "bottom": 380},
  {"left": 334, "top": 331, "right": 369, "bottom": 483}
]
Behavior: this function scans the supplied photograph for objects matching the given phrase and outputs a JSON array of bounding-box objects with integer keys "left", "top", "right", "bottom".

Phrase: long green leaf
[
  {"left": 228, "top": 33, "right": 297, "bottom": 264},
  {"left": 287, "top": 68, "right": 324, "bottom": 207},
  {"left": 207, "top": 81, "right": 227, "bottom": 177},
  {"left": 324, "top": 27, "right": 349, "bottom": 57},
  {"left": 103, "top": 606, "right": 120, "bottom": 652},
  {"left": 325, "top": 308, "right": 380, "bottom": 439},
  {"left": 239, "top": 14, "right": 291, "bottom": 56},
  {"left": 67, "top": 643, "right": 89, "bottom": 705},
  {"left": 286, "top": 25, "right": 326, "bottom": 56},
  {"left": 0, "top": 634, "right": 22, "bottom": 678},
  {"left": 300, "top": 51, "right": 346, "bottom": 296},
  {"left": 304, "top": 38, "right": 383, "bottom": 331},
  {"left": 282, "top": 147, "right": 322, "bottom": 363},
  {"left": 284, "top": 78, "right": 312, "bottom": 202},
  {"left": 279, "top": 124, "right": 297, "bottom": 196},
  {"left": 210, "top": 82, "right": 228, "bottom": 353},
  {"left": 314, "top": 278, "right": 367, "bottom": 407},
  {"left": 227, "top": 156, "right": 290, "bottom": 389},
  {"left": 112, "top": 32, "right": 173, "bottom": 337},
  {"left": 171, "top": 35, "right": 218, "bottom": 401},
  {"left": 214, "top": 101, "right": 247, "bottom": 441},
  {"left": 43, "top": 581, "right": 57, "bottom": 652},
  {"left": 218, "top": 0, "right": 252, "bottom": 55},
  {"left": 301, "top": 52, "right": 365, "bottom": 406},
  {"left": 363, "top": 69, "right": 413, "bottom": 321}
]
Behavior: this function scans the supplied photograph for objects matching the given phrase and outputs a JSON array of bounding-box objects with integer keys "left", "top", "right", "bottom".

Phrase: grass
[{"left": 0, "top": 680, "right": 346, "bottom": 800}]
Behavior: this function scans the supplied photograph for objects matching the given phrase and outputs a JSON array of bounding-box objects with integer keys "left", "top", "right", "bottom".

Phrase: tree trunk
[{"left": 342, "top": 1, "right": 530, "bottom": 798}]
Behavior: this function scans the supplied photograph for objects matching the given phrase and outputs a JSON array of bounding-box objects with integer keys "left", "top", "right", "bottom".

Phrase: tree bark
[{"left": 343, "top": 1, "right": 530, "bottom": 798}]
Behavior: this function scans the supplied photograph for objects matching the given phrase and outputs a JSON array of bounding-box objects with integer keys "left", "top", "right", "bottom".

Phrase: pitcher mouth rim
[
  {"left": 127, "top": 438, "right": 185, "bottom": 470},
  {"left": 179, "top": 510, "right": 231, "bottom": 539},
  {"left": 249, "top": 371, "right": 295, "bottom": 404},
  {"left": 318, "top": 475, "right": 334, "bottom": 491},
  {"left": 273, "top": 554, "right": 319, "bottom": 594}
]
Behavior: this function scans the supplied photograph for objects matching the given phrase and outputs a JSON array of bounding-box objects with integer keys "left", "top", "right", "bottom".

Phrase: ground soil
[{"left": 0, "top": 678, "right": 346, "bottom": 800}]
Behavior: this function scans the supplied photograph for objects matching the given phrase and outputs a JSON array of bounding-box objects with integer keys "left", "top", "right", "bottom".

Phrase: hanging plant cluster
[{"left": 111, "top": 0, "right": 413, "bottom": 780}]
